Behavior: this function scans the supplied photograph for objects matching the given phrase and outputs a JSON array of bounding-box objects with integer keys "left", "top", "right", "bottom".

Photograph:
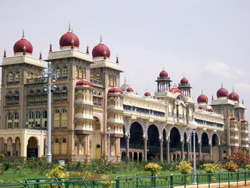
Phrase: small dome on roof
[
  {"left": 228, "top": 91, "right": 239, "bottom": 101},
  {"left": 60, "top": 27, "right": 80, "bottom": 48},
  {"left": 76, "top": 80, "right": 93, "bottom": 87},
  {"left": 217, "top": 87, "right": 228, "bottom": 98},
  {"left": 170, "top": 84, "right": 182, "bottom": 94},
  {"left": 144, "top": 91, "right": 151, "bottom": 96},
  {"left": 108, "top": 88, "right": 123, "bottom": 94},
  {"left": 180, "top": 77, "right": 188, "bottom": 84},
  {"left": 92, "top": 38, "right": 110, "bottom": 59},
  {"left": 230, "top": 117, "right": 238, "bottom": 121},
  {"left": 197, "top": 94, "right": 208, "bottom": 104},
  {"left": 126, "top": 87, "right": 133, "bottom": 92},
  {"left": 198, "top": 106, "right": 204, "bottom": 110},
  {"left": 241, "top": 119, "right": 248, "bottom": 124},
  {"left": 13, "top": 32, "right": 33, "bottom": 54},
  {"left": 209, "top": 108, "right": 214, "bottom": 112},
  {"left": 159, "top": 70, "right": 168, "bottom": 78}
]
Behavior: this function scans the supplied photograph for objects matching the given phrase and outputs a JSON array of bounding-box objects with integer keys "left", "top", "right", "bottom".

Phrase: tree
[{"left": 227, "top": 148, "right": 250, "bottom": 167}]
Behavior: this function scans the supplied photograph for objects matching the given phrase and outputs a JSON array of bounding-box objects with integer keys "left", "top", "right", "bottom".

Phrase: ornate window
[
  {"left": 83, "top": 68, "right": 86, "bottom": 79},
  {"left": 15, "top": 71, "right": 20, "bottom": 82},
  {"left": 8, "top": 72, "right": 13, "bottom": 82},
  {"left": 62, "top": 65, "right": 68, "bottom": 77},
  {"left": 36, "top": 111, "right": 40, "bottom": 119},
  {"left": 62, "top": 138, "right": 67, "bottom": 154},
  {"left": 54, "top": 110, "right": 60, "bottom": 128},
  {"left": 54, "top": 139, "right": 59, "bottom": 155},
  {"left": 79, "top": 67, "right": 82, "bottom": 78},
  {"left": 14, "top": 112, "right": 19, "bottom": 120},
  {"left": 29, "top": 112, "right": 34, "bottom": 119},
  {"left": 56, "top": 66, "right": 61, "bottom": 78},
  {"left": 62, "top": 109, "right": 67, "bottom": 128}
]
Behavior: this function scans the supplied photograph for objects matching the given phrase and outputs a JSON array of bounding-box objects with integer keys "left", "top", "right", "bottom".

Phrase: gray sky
[{"left": 1, "top": 0, "right": 250, "bottom": 121}]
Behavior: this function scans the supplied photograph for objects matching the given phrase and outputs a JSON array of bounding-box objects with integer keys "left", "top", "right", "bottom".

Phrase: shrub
[
  {"left": 176, "top": 161, "right": 193, "bottom": 174},
  {"left": 144, "top": 162, "right": 162, "bottom": 176},
  {"left": 227, "top": 148, "right": 250, "bottom": 167},
  {"left": 223, "top": 162, "right": 237, "bottom": 172},
  {"left": 46, "top": 165, "right": 69, "bottom": 178},
  {"left": 201, "top": 163, "right": 219, "bottom": 174}
]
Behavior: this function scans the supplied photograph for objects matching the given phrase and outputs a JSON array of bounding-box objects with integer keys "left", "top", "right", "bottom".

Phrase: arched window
[
  {"left": 54, "top": 110, "right": 60, "bottom": 128},
  {"left": 63, "top": 86, "right": 67, "bottom": 91},
  {"left": 61, "top": 138, "right": 67, "bottom": 154},
  {"left": 15, "top": 71, "right": 20, "bottom": 82},
  {"left": 43, "top": 110, "right": 47, "bottom": 118},
  {"left": 15, "top": 90, "right": 19, "bottom": 95},
  {"left": 83, "top": 68, "right": 86, "bottom": 79},
  {"left": 8, "top": 113, "right": 12, "bottom": 120},
  {"left": 37, "top": 89, "right": 41, "bottom": 93},
  {"left": 54, "top": 139, "right": 59, "bottom": 155},
  {"left": 7, "top": 91, "right": 12, "bottom": 95},
  {"left": 62, "top": 65, "right": 68, "bottom": 77},
  {"left": 14, "top": 112, "right": 19, "bottom": 119},
  {"left": 56, "top": 66, "right": 61, "bottom": 78},
  {"left": 79, "top": 67, "right": 82, "bottom": 78},
  {"left": 29, "top": 111, "right": 34, "bottom": 119},
  {"left": 36, "top": 112, "right": 40, "bottom": 119},
  {"left": 30, "top": 72, "right": 34, "bottom": 78},
  {"left": 62, "top": 109, "right": 67, "bottom": 128},
  {"left": 14, "top": 112, "right": 19, "bottom": 128},
  {"left": 8, "top": 72, "right": 13, "bottom": 82},
  {"left": 30, "top": 90, "right": 34, "bottom": 94}
]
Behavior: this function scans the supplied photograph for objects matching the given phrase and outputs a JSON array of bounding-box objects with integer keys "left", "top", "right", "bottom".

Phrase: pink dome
[
  {"left": 209, "top": 109, "right": 214, "bottom": 112},
  {"left": 170, "top": 88, "right": 183, "bottom": 94},
  {"left": 60, "top": 31, "right": 80, "bottom": 47},
  {"left": 217, "top": 88, "right": 228, "bottom": 98},
  {"left": 241, "top": 119, "right": 248, "bottom": 124},
  {"left": 230, "top": 117, "right": 238, "bottom": 121},
  {"left": 92, "top": 43, "right": 110, "bottom": 58},
  {"left": 159, "top": 70, "right": 168, "bottom": 78},
  {"left": 108, "top": 88, "right": 123, "bottom": 94},
  {"left": 198, "top": 106, "right": 204, "bottom": 109},
  {"left": 76, "top": 80, "right": 93, "bottom": 87},
  {"left": 14, "top": 39, "right": 33, "bottom": 54},
  {"left": 228, "top": 91, "right": 239, "bottom": 101},
  {"left": 197, "top": 94, "right": 208, "bottom": 104},
  {"left": 126, "top": 87, "right": 133, "bottom": 92},
  {"left": 144, "top": 92, "right": 151, "bottom": 96},
  {"left": 180, "top": 77, "right": 189, "bottom": 84}
]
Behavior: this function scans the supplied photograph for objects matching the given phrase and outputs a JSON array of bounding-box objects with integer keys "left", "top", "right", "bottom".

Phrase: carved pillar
[
  {"left": 160, "top": 139, "right": 163, "bottom": 162},
  {"left": 126, "top": 136, "right": 130, "bottom": 158},
  {"left": 144, "top": 138, "right": 147, "bottom": 161},
  {"left": 166, "top": 140, "right": 170, "bottom": 163},
  {"left": 219, "top": 145, "right": 222, "bottom": 161},
  {"left": 199, "top": 143, "right": 202, "bottom": 159},
  {"left": 187, "top": 142, "right": 190, "bottom": 160},
  {"left": 181, "top": 141, "right": 184, "bottom": 160},
  {"left": 209, "top": 144, "right": 212, "bottom": 160}
]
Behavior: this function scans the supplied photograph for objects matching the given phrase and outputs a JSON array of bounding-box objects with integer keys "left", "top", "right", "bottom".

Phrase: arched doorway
[
  {"left": 212, "top": 134, "right": 220, "bottom": 162},
  {"left": 27, "top": 137, "right": 38, "bottom": 158},
  {"left": 15, "top": 137, "right": 21, "bottom": 157},
  {"left": 120, "top": 126, "right": 126, "bottom": 149},
  {"left": 170, "top": 127, "right": 181, "bottom": 153},
  {"left": 163, "top": 129, "right": 167, "bottom": 160},
  {"left": 201, "top": 132, "right": 209, "bottom": 155},
  {"left": 0, "top": 138, "right": 5, "bottom": 154},
  {"left": 129, "top": 122, "right": 143, "bottom": 160},
  {"left": 147, "top": 124, "right": 160, "bottom": 160},
  {"left": 96, "top": 144, "right": 101, "bottom": 159}
]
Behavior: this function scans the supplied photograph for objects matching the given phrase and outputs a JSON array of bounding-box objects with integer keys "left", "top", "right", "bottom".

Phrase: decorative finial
[
  {"left": 22, "top": 30, "right": 25, "bottom": 39},
  {"left": 232, "top": 87, "right": 234, "bottom": 92},
  {"left": 124, "top": 78, "right": 126, "bottom": 84},
  {"left": 116, "top": 55, "right": 119, "bottom": 64},
  {"left": 100, "top": 35, "right": 102, "bottom": 44},
  {"left": 3, "top": 49, "right": 6, "bottom": 58},
  {"left": 212, "top": 95, "right": 214, "bottom": 100},
  {"left": 71, "top": 39, "right": 74, "bottom": 49},
  {"left": 221, "top": 83, "right": 223, "bottom": 88},
  {"left": 72, "top": 27, "right": 74, "bottom": 33},
  {"left": 39, "top": 51, "right": 42, "bottom": 60},
  {"left": 68, "top": 23, "right": 71, "bottom": 32},
  {"left": 103, "top": 50, "right": 106, "bottom": 59},
  {"left": 23, "top": 45, "right": 26, "bottom": 55},
  {"left": 201, "top": 89, "right": 203, "bottom": 94},
  {"left": 49, "top": 42, "right": 52, "bottom": 52},
  {"left": 86, "top": 44, "right": 89, "bottom": 54},
  {"left": 242, "top": 99, "right": 244, "bottom": 104}
]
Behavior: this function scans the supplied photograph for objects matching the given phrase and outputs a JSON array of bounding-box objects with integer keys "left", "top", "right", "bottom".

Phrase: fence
[{"left": 1, "top": 171, "right": 250, "bottom": 188}]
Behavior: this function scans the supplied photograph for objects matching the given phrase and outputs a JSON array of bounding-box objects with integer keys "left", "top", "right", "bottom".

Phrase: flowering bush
[
  {"left": 223, "top": 162, "right": 237, "bottom": 172},
  {"left": 201, "top": 163, "right": 219, "bottom": 174},
  {"left": 227, "top": 148, "right": 250, "bottom": 167},
  {"left": 144, "top": 162, "right": 162, "bottom": 176},
  {"left": 46, "top": 165, "right": 69, "bottom": 178},
  {"left": 176, "top": 161, "right": 193, "bottom": 174}
]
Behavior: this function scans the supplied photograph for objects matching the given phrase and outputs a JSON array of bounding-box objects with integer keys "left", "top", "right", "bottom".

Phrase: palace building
[{"left": 0, "top": 27, "right": 248, "bottom": 162}]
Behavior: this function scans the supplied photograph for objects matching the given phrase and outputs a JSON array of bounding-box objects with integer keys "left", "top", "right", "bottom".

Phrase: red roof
[
  {"left": 209, "top": 108, "right": 214, "bottom": 112},
  {"left": 92, "top": 43, "right": 110, "bottom": 58},
  {"left": 197, "top": 94, "right": 208, "bottom": 104},
  {"left": 230, "top": 117, "right": 238, "bottom": 121},
  {"left": 76, "top": 80, "right": 93, "bottom": 87},
  {"left": 198, "top": 106, "right": 204, "bottom": 109},
  {"left": 228, "top": 91, "right": 239, "bottom": 101},
  {"left": 170, "top": 87, "right": 183, "bottom": 94},
  {"left": 108, "top": 88, "right": 123, "bottom": 94},
  {"left": 159, "top": 70, "right": 168, "bottom": 78},
  {"left": 241, "top": 119, "right": 249, "bottom": 124},
  {"left": 126, "top": 87, "right": 133, "bottom": 92},
  {"left": 60, "top": 32, "right": 80, "bottom": 47},
  {"left": 217, "top": 88, "right": 228, "bottom": 98},
  {"left": 14, "top": 39, "right": 33, "bottom": 54},
  {"left": 144, "top": 92, "right": 151, "bottom": 96},
  {"left": 180, "top": 77, "right": 189, "bottom": 84}
]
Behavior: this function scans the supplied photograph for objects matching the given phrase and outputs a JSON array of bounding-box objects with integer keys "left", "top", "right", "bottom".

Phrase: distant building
[{"left": 0, "top": 27, "right": 248, "bottom": 162}]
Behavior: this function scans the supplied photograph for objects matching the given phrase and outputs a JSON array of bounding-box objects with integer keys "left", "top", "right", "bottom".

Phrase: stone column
[
  {"left": 219, "top": 145, "right": 222, "bottom": 161},
  {"left": 181, "top": 141, "right": 184, "bottom": 160},
  {"left": 126, "top": 136, "right": 129, "bottom": 158},
  {"left": 144, "top": 138, "right": 147, "bottom": 161},
  {"left": 166, "top": 140, "right": 170, "bottom": 163},
  {"left": 187, "top": 142, "right": 190, "bottom": 160},
  {"left": 160, "top": 139, "right": 163, "bottom": 162},
  {"left": 209, "top": 144, "right": 212, "bottom": 160}
]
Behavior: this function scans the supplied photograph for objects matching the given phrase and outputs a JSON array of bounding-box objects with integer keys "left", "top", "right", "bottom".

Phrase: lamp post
[
  {"left": 107, "top": 126, "right": 111, "bottom": 163},
  {"left": 43, "top": 62, "right": 57, "bottom": 164},
  {"left": 189, "top": 120, "right": 198, "bottom": 185}
]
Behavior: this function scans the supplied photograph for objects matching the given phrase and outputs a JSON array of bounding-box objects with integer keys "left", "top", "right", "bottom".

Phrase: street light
[
  {"left": 43, "top": 62, "right": 57, "bottom": 164},
  {"left": 189, "top": 120, "right": 198, "bottom": 184},
  {"left": 107, "top": 126, "right": 112, "bottom": 163}
]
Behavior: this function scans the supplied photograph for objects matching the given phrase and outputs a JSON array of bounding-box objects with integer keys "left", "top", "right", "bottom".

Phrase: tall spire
[
  {"left": 49, "top": 42, "right": 52, "bottom": 52},
  {"left": 86, "top": 44, "right": 89, "bottom": 54},
  {"left": 39, "top": 51, "right": 42, "bottom": 60},
  {"left": 68, "top": 23, "right": 71, "bottom": 32},
  {"left": 221, "top": 83, "right": 223, "bottom": 88},
  {"left": 22, "top": 30, "right": 25, "bottom": 39},
  {"left": 3, "top": 49, "right": 6, "bottom": 58},
  {"left": 116, "top": 55, "right": 119, "bottom": 64},
  {"left": 100, "top": 35, "right": 102, "bottom": 44}
]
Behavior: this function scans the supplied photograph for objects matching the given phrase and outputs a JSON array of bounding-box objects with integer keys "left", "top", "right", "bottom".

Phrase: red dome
[
  {"left": 230, "top": 117, "right": 238, "bottom": 121},
  {"left": 126, "top": 87, "right": 133, "bottom": 92},
  {"left": 228, "top": 91, "right": 239, "bottom": 101},
  {"left": 92, "top": 43, "right": 110, "bottom": 58},
  {"left": 170, "top": 88, "right": 183, "bottom": 94},
  {"left": 241, "top": 119, "right": 248, "bottom": 124},
  {"left": 217, "top": 88, "right": 228, "bottom": 98},
  {"left": 159, "top": 70, "right": 168, "bottom": 78},
  {"left": 144, "top": 92, "right": 151, "bottom": 96},
  {"left": 197, "top": 94, "right": 208, "bottom": 104},
  {"left": 13, "top": 39, "right": 33, "bottom": 54},
  {"left": 209, "top": 108, "right": 214, "bottom": 112},
  {"left": 180, "top": 77, "right": 189, "bottom": 84},
  {"left": 108, "top": 88, "right": 123, "bottom": 94},
  {"left": 76, "top": 80, "right": 93, "bottom": 87},
  {"left": 60, "top": 31, "right": 80, "bottom": 48},
  {"left": 198, "top": 106, "right": 204, "bottom": 109}
]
